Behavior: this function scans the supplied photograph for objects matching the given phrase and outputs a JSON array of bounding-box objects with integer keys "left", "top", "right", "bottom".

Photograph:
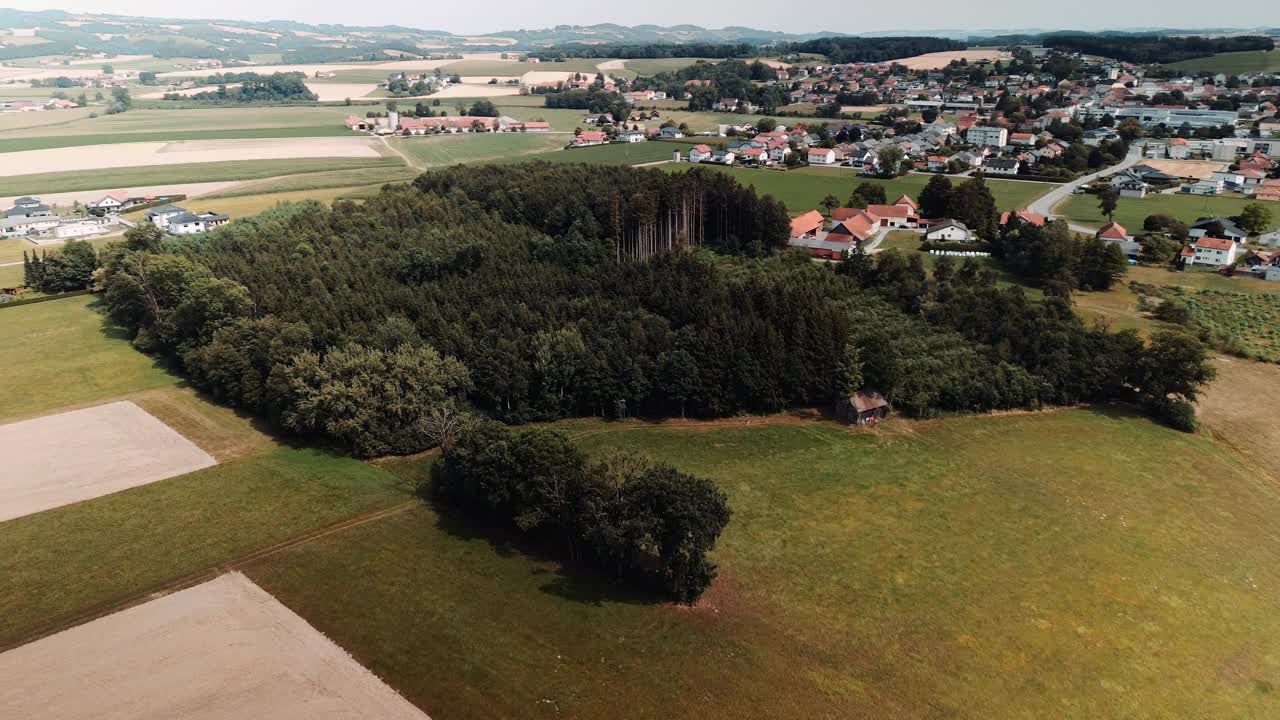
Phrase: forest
[
  {"left": 1042, "top": 34, "right": 1274, "bottom": 65},
  {"left": 531, "top": 42, "right": 756, "bottom": 61},
  {"left": 92, "top": 163, "right": 1214, "bottom": 463},
  {"left": 786, "top": 36, "right": 967, "bottom": 64}
]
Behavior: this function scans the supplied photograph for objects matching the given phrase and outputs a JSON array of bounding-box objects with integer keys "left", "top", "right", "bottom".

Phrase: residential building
[
  {"left": 147, "top": 204, "right": 189, "bottom": 228},
  {"left": 166, "top": 211, "right": 230, "bottom": 235},
  {"left": 967, "top": 126, "right": 1008, "bottom": 147},
  {"left": 925, "top": 220, "right": 972, "bottom": 242},
  {"left": 1000, "top": 210, "right": 1047, "bottom": 227},
  {"left": 984, "top": 158, "right": 1020, "bottom": 176},
  {"left": 689, "top": 144, "right": 713, "bottom": 163},
  {"left": 1189, "top": 217, "right": 1247, "bottom": 243},
  {"left": 1187, "top": 236, "right": 1238, "bottom": 267},
  {"left": 571, "top": 130, "right": 608, "bottom": 147},
  {"left": 807, "top": 148, "right": 838, "bottom": 165},
  {"left": 87, "top": 191, "right": 130, "bottom": 213},
  {"left": 1097, "top": 222, "right": 1130, "bottom": 241}
]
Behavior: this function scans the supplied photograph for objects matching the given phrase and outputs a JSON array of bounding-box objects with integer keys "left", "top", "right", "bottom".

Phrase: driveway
[{"left": 1026, "top": 145, "right": 1145, "bottom": 220}]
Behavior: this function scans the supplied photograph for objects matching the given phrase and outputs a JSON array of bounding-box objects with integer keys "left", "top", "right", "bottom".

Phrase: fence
[{"left": 929, "top": 250, "right": 990, "bottom": 257}]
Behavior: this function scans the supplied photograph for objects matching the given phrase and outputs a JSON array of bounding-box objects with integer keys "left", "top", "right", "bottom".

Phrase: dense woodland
[
  {"left": 532, "top": 43, "right": 756, "bottom": 61},
  {"left": 786, "top": 37, "right": 966, "bottom": 64},
  {"left": 93, "top": 164, "right": 1214, "bottom": 462},
  {"left": 1042, "top": 34, "right": 1274, "bottom": 65}
]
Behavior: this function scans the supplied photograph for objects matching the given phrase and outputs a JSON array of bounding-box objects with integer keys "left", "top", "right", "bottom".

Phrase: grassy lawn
[
  {"left": 1056, "top": 192, "right": 1254, "bottom": 231},
  {"left": 0, "top": 234, "right": 119, "bottom": 265},
  {"left": 523, "top": 140, "right": 685, "bottom": 166},
  {"left": 0, "top": 157, "right": 405, "bottom": 197},
  {"left": 0, "top": 125, "right": 352, "bottom": 153},
  {"left": 1166, "top": 50, "right": 1280, "bottom": 74},
  {"left": 122, "top": 186, "right": 379, "bottom": 222},
  {"left": 390, "top": 132, "right": 566, "bottom": 167},
  {"left": 200, "top": 164, "right": 419, "bottom": 198},
  {"left": 0, "top": 295, "right": 177, "bottom": 421},
  {"left": 248, "top": 411, "right": 1280, "bottom": 718},
  {"left": 877, "top": 229, "right": 923, "bottom": 252},
  {"left": 668, "top": 165, "right": 1049, "bottom": 214}
]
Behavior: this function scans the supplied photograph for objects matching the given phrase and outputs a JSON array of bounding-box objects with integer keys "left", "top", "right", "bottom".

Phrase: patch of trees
[
  {"left": 1043, "top": 34, "right": 1274, "bottom": 65},
  {"left": 169, "top": 72, "right": 317, "bottom": 103},
  {"left": 22, "top": 240, "right": 98, "bottom": 293},
  {"left": 543, "top": 89, "right": 628, "bottom": 119},
  {"left": 630, "top": 60, "right": 787, "bottom": 113},
  {"left": 787, "top": 37, "right": 965, "bottom": 64},
  {"left": 991, "top": 217, "right": 1128, "bottom": 292},
  {"left": 433, "top": 421, "right": 731, "bottom": 602}
]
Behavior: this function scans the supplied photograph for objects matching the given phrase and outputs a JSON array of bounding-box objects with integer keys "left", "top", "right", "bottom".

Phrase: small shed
[{"left": 838, "top": 390, "right": 890, "bottom": 425}]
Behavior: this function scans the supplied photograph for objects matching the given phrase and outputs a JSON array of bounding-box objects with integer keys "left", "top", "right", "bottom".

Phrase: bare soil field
[
  {"left": 840, "top": 104, "right": 893, "bottom": 115},
  {"left": 429, "top": 84, "right": 523, "bottom": 99},
  {"left": 1141, "top": 159, "right": 1229, "bottom": 180},
  {"left": 304, "top": 82, "right": 381, "bottom": 101},
  {"left": 0, "top": 401, "right": 215, "bottom": 523},
  {"left": 520, "top": 70, "right": 577, "bottom": 85},
  {"left": 155, "top": 54, "right": 507, "bottom": 81},
  {"left": 0, "top": 137, "right": 382, "bottom": 177},
  {"left": 887, "top": 49, "right": 1010, "bottom": 70},
  {"left": 0, "top": 572, "right": 429, "bottom": 720}
]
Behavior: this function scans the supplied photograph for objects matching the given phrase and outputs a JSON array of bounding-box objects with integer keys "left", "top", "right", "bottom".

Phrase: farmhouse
[
  {"left": 1097, "top": 222, "right": 1130, "bottom": 242},
  {"left": 1189, "top": 217, "right": 1246, "bottom": 243},
  {"left": 87, "top": 190, "right": 130, "bottom": 213},
  {"left": 345, "top": 116, "right": 373, "bottom": 131},
  {"left": 167, "top": 211, "right": 231, "bottom": 235},
  {"left": 1000, "top": 210, "right": 1047, "bottom": 227},
  {"left": 572, "top": 130, "right": 607, "bottom": 147}
]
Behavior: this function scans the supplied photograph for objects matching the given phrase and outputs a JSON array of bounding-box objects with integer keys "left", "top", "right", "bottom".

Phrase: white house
[
  {"left": 1188, "top": 236, "right": 1238, "bottom": 267},
  {"left": 710, "top": 149, "right": 736, "bottom": 165},
  {"left": 87, "top": 190, "right": 129, "bottom": 213},
  {"left": 617, "top": 130, "right": 646, "bottom": 143},
  {"left": 807, "top": 148, "right": 837, "bottom": 165},
  {"left": 967, "top": 126, "right": 1008, "bottom": 147},
  {"left": 925, "top": 220, "right": 973, "bottom": 242},
  {"left": 147, "top": 204, "right": 187, "bottom": 228},
  {"left": 688, "top": 144, "right": 713, "bottom": 163},
  {"left": 984, "top": 158, "right": 1020, "bottom": 176}
]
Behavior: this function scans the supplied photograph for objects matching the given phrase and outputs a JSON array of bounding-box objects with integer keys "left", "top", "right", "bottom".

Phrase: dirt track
[
  {"left": 0, "top": 572, "right": 430, "bottom": 720},
  {"left": 0, "top": 401, "right": 215, "bottom": 522}
]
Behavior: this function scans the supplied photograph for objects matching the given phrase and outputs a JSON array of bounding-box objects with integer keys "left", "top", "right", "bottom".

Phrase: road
[{"left": 1026, "top": 145, "right": 1145, "bottom": 224}]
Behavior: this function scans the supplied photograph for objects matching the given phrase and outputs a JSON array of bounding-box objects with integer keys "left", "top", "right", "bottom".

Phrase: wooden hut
[{"left": 837, "top": 390, "right": 890, "bottom": 425}]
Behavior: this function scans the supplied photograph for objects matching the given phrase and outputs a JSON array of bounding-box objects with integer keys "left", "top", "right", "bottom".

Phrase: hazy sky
[{"left": 6, "top": 0, "right": 1276, "bottom": 36}]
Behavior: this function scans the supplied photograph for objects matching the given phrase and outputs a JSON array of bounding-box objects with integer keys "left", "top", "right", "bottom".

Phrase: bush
[{"left": 1148, "top": 397, "right": 1198, "bottom": 432}]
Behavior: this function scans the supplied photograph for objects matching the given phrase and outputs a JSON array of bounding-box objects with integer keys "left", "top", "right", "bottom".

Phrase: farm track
[{"left": 0, "top": 499, "right": 417, "bottom": 654}]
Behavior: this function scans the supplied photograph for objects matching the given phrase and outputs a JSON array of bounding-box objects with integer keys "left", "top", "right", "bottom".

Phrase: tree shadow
[{"left": 425, "top": 494, "right": 664, "bottom": 607}]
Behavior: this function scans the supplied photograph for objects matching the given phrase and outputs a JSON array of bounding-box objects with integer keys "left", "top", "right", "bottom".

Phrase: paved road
[{"left": 1026, "top": 145, "right": 1145, "bottom": 221}]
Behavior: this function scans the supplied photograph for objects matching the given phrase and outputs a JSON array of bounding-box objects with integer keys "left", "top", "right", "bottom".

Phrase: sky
[{"left": 4, "top": 0, "right": 1276, "bottom": 36}]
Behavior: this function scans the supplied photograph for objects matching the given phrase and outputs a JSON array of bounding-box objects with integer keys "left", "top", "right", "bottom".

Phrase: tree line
[
  {"left": 166, "top": 72, "right": 317, "bottom": 102},
  {"left": 785, "top": 37, "right": 966, "bottom": 65},
  {"left": 1043, "top": 34, "right": 1274, "bottom": 65}
]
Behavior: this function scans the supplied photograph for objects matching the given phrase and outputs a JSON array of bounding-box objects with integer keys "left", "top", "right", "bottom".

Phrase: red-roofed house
[
  {"left": 345, "top": 115, "right": 372, "bottom": 131},
  {"left": 828, "top": 212, "right": 877, "bottom": 242},
  {"left": 87, "top": 190, "right": 130, "bottom": 213},
  {"left": 573, "top": 130, "right": 608, "bottom": 147},
  {"left": 1097, "top": 222, "right": 1129, "bottom": 241},
  {"left": 864, "top": 204, "right": 918, "bottom": 228},
  {"left": 808, "top": 147, "right": 838, "bottom": 165},
  {"left": 1189, "top": 236, "right": 1239, "bottom": 267},
  {"left": 1010, "top": 132, "right": 1036, "bottom": 146},
  {"left": 689, "top": 144, "right": 713, "bottom": 163},
  {"left": 1001, "top": 210, "right": 1047, "bottom": 227}
]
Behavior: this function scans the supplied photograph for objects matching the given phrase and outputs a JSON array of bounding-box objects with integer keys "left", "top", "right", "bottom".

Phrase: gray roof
[
  {"left": 1191, "top": 217, "right": 1245, "bottom": 235},
  {"left": 167, "top": 212, "right": 203, "bottom": 225},
  {"left": 147, "top": 204, "right": 187, "bottom": 217},
  {"left": 6, "top": 204, "right": 50, "bottom": 217},
  {"left": 14, "top": 196, "right": 40, "bottom": 205}
]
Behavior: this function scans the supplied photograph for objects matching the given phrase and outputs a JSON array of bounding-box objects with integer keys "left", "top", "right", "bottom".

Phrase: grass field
[
  {"left": 622, "top": 57, "right": 715, "bottom": 76},
  {"left": 389, "top": 132, "right": 566, "bottom": 167},
  {"left": 524, "top": 140, "right": 684, "bottom": 166},
  {"left": 247, "top": 411, "right": 1280, "bottom": 718},
  {"left": 1166, "top": 50, "right": 1280, "bottom": 74},
  {"left": 670, "top": 166, "right": 1049, "bottom": 214},
  {"left": 0, "top": 156, "right": 405, "bottom": 197},
  {"left": 0, "top": 295, "right": 177, "bottom": 421},
  {"left": 1056, "top": 193, "right": 1255, "bottom": 232},
  {"left": 200, "top": 164, "right": 418, "bottom": 198}
]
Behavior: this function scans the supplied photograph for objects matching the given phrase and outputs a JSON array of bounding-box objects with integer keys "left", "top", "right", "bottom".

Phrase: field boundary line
[{"left": 0, "top": 499, "right": 417, "bottom": 654}]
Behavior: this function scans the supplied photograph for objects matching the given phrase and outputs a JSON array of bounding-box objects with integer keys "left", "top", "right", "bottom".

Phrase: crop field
[
  {"left": 1166, "top": 50, "right": 1280, "bottom": 74},
  {"left": 442, "top": 58, "right": 608, "bottom": 77},
  {"left": 523, "top": 140, "right": 687, "bottom": 166},
  {"left": 669, "top": 165, "right": 1048, "bottom": 214},
  {"left": 390, "top": 132, "right": 566, "bottom": 167},
  {"left": 0, "top": 156, "right": 405, "bottom": 197},
  {"left": 0, "top": 106, "right": 359, "bottom": 139},
  {"left": 1181, "top": 289, "right": 1280, "bottom": 362},
  {"left": 1055, "top": 192, "right": 1253, "bottom": 231},
  {"left": 247, "top": 411, "right": 1280, "bottom": 719},
  {"left": 0, "top": 126, "right": 354, "bottom": 153},
  {"left": 201, "top": 164, "right": 418, "bottom": 198}
]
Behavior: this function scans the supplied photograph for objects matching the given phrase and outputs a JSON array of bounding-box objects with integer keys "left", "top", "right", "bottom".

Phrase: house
[
  {"left": 572, "top": 130, "right": 607, "bottom": 147},
  {"left": 689, "top": 144, "right": 714, "bottom": 163},
  {"left": 1010, "top": 132, "right": 1036, "bottom": 146},
  {"left": 345, "top": 115, "right": 372, "bottom": 131},
  {"left": 864, "top": 202, "right": 918, "bottom": 229},
  {"left": 837, "top": 390, "right": 890, "bottom": 425},
  {"left": 808, "top": 148, "right": 837, "bottom": 165},
  {"left": 1189, "top": 217, "right": 1246, "bottom": 243},
  {"left": 710, "top": 149, "right": 736, "bottom": 165},
  {"left": 1181, "top": 179, "right": 1223, "bottom": 196},
  {"left": 927, "top": 155, "right": 949, "bottom": 172},
  {"left": 1258, "top": 227, "right": 1280, "bottom": 246},
  {"left": 1167, "top": 137, "right": 1190, "bottom": 159},
  {"left": 617, "top": 130, "right": 646, "bottom": 143},
  {"left": 1097, "top": 222, "right": 1130, "bottom": 241},
  {"left": 967, "top": 125, "right": 1008, "bottom": 147},
  {"left": 789, "top": 210, "right": 825, "bottom": 239},
  {"left": 166, "top": 211, "right": 230, "bottom": 235},
  {"left": 1110, "top": 172, "right": 1151, "bottom": 199},
  {"left": 738, "top": 146, "right": 767, "bottom": 165},
  {"left": 87, "top": 190, "right": 130, "bottom": 213},
  {"left": 1187, "top": 236, "right": 1239, "bottom": 267},
  {"left": 984, "top": 158, "right": 1020, "bottom": 176},
  {"left": 658, "top": 126, "right": 684, "bottom": 139},
  {"left": 146, "top": 204, "right": 188, "bottom": 228},
  {"left": 925, "top": 220, "right": 973, "bottom": 242},
  {"left": 1000, "top": 210, "right": 1047, "bottom": 227},
  {"left": 713, "top": 98, "right": 740, "bottom": 112},
  {"left": 827, "top": 212, "right": 877, "bottom": 243},
  {"left": 5, "top": 200, "right": 52, "bottom": 219}
]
